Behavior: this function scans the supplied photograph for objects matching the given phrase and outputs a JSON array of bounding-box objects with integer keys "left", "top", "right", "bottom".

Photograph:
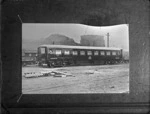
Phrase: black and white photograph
[
  {"left": 2, "top": 0, "right": 149, "bottom": 113},
  {"left": 22, "top": 23, "right": 129, "bottom": 94}
]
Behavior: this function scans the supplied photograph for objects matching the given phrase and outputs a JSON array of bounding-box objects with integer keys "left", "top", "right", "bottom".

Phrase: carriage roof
[{"left": 39, "top": 45, "right": 122, "bottom": 51}]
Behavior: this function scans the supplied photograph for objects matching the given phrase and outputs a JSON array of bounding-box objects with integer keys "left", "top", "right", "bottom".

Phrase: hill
[
  {"left": 42, "top": 34, "right": 80, "bottom": 46},
  {"left": 22, "top": 34, "right": 80, "bottom": 51}
]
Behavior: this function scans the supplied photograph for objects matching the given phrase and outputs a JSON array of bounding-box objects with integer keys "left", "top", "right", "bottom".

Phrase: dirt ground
[{"left": 22, "top": 64, "right": 129, "bottom": 94}]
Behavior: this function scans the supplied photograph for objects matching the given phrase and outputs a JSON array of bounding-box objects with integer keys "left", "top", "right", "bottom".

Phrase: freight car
[
  {"left": 22, "top": 50, "right": 37, "bottom": 66},
  {"left": 37, "top": 45, "right": 126, "bottom": 67}
]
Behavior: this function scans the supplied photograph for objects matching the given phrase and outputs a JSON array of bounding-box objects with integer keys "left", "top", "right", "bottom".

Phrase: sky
[{"left": 22, "top": 23, "right": 129, "bottom": 51}]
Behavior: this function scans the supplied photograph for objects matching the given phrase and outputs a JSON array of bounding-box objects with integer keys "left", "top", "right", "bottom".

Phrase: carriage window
[
  {"left": 48, "top": 49, "right": 54, "bottom": 54},
  {"left": 100, "top": 51, "right": 105, "bottom": 55},
  {"left": 87, "top": 51, "right": 92, "bottom": 55},
  {"left": 118, "top": 51, "right": 121, "bottom": 55},
  {"left": 112, "top": 51, "right": 117, "bottom": 55},
  {"left": 64, "top": 50, "right": 70, "bottom": 55},
  {"left": 40, "top": 47, "right": 45, "bottom": 54},
  {"left": 29, "top": 53, "right": 32, "bottom": 56},
  {"left": 80, "top": 51, "right": 85, "bottom": 55},
  {"left": 106, "top": 51, "right": 111, "bottom": 56},
  {"left": 72, "top": 51, "right": 78, "bottom": 55},
  {"left": 55, "top": 50, "right": 61, "bottom": 55},
  {"left": 94, "top": 51, "right": 99, "bottom": 55}
]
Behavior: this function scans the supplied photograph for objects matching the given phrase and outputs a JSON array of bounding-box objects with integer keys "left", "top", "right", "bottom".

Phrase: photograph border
[{"left": 1, "top": 0, "right": 150, "bottom": 113}]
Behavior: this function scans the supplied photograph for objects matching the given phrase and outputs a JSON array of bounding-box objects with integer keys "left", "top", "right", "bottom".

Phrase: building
[{"left": 80, "top": 35, "right": 105, "bottom": 47}]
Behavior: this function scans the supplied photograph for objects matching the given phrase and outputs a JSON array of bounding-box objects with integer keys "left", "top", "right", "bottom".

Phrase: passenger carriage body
[{"left": 37, "top": 45, "right": 123, "bottom": 67}]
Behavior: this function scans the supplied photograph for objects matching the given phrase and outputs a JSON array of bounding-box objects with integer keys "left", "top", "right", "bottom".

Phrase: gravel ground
[{"left": 22, "top": 64, "right": 129, "bottom": 94}]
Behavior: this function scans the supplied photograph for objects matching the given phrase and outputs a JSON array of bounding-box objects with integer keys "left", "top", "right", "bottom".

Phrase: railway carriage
[{"left": 37, "top": 45, "right": 123, "bottom": 67}]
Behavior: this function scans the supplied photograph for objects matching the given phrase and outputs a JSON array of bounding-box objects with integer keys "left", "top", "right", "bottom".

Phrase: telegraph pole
[{"left": 106, "top": 33, "right": 110, "bottom": 47}]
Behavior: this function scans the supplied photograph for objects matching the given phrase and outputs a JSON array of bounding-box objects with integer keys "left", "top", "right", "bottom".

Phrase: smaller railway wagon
[
  {"left": 22, "top": 50, "right": 37, "bottom": 66},
  {"left": 37, "top": 45, "right": 124, "bottom": 67}
]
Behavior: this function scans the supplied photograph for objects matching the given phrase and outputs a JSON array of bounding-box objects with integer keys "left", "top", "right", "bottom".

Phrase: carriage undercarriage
[{"left": 39, "top": 58, "right": 128, "bottom": 68}]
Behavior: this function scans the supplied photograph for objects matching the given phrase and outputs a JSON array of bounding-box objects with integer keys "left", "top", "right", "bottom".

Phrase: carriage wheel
[
  {"left": 38, "top": 62, "right": 42, "bottom": 67},
  {"left": 61, "top": 60, "right": 66, "bottom": 67},
  {"left": 48, "top": 63, "right": 51, "bottom": 68},
  {"left": 62, "top": 62, "right": 66, "bottom": 67},
  {"left": 48, "top": 63, "right": 54, "bottom": 68}
]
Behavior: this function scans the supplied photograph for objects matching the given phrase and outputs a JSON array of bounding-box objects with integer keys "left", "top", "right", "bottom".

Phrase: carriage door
[
  {"left": 120, "top": 49, "right": 123, "bottom": 59},
  {"left": 38, "top": 47, "right": 47, "bottom": 62}
]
